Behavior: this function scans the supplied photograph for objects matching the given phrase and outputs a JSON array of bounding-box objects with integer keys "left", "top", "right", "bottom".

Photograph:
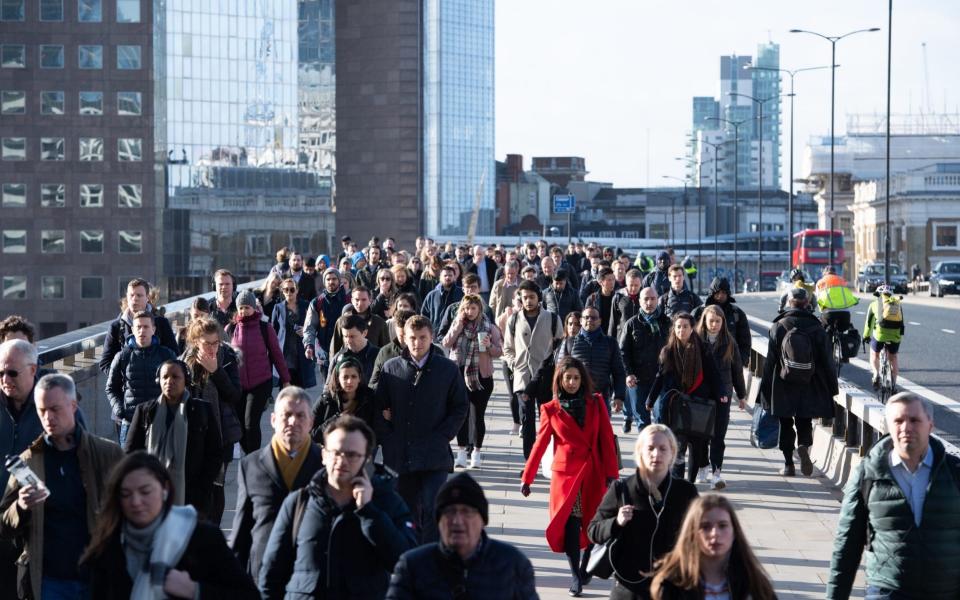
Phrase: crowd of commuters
[{"left": 0, "top": 234, "right": 949, "bottom": 600}]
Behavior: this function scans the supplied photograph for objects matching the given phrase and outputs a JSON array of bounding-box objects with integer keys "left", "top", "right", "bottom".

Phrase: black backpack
[{"left": 779, "top": 326, "right": 815, "bottom": 383}]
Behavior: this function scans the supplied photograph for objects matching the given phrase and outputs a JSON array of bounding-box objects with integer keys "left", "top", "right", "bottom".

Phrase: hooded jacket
[
  {"left": 105, "top": 335, "right": 178, "bottom": 421},
  {"left": 303, "top": 286, "right": 349, "bottom": 355},
  {"left": 98, "top": 307, "right": 178, "bottom": 373},
  {"left": 618, "top": 309, "right": 672, "bottom": 385},
  {"left": 693, "top": 277, "right": 753, "bottom": 361},
  {"left": 228, "top": 312, "right": 291, "bottom": 390},
  {"left": 641, "top": 252, "right": 673, "bottom": 297}
]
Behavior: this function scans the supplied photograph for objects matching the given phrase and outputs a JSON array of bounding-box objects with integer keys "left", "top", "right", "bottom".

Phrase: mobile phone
[{"left": 4, "top": 456, "right": 48, "bottom": 494}]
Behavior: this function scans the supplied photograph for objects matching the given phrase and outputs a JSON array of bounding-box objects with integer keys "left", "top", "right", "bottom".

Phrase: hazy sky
[{"left": 495, "top": 0, "right": 960, "bottom": 190}]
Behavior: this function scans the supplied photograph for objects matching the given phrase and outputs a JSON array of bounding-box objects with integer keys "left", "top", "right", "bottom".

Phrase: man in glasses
[
  {"left": 260, "top": 414, "right": 416, "bottom": 599},
  {"left": 556, "top": 306, "right": 627, "bottom": 415}
]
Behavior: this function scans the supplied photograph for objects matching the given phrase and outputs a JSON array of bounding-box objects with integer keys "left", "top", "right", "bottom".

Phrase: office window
[
  {"left": 116, "top": 0, "right": 138, "bottom": 22},
  {"left": 934, "top": 223, "right": 959, "bottom": 250},
  {"left": 40, "top": 138, "right": 65, "bottom": 161},
  {"left": 0, "top": 0, "right": 24, "bottom": 21},
  {"left": 41, "top": 91, "right": 64, "bottom": 115},
  {"left": 41, "top": 184, "right": 65, "bottom": 207},
  {"left": 79, "top": 230, "right": 103, "bottom": 253},
  {"left": 117, "top": 138, "right": 141, "bottom": 161},
  {"left": 1, "top": 44, "right": 25, "bottom": 68},
  {"left": 2, "top": 183, "right": 26, "bottom": 206},
  {"left": 118, "top": 184, "right": 142, "bottom": 207},
  {"left": 41, "top": 230, "right": 65, "bottom": 253},
  {"left": 118, "top": 230, "right": 142, "bottom": 253},
  {"left": 40, "top": 0, "right": 63, "bottom": 20},
  {"left": 116, "top": 45, "right": 141, "bottom": 69},
  {"left": 79, "top": 137, "right": 103, "bottom": 161},
  {"left": 41, "top": 277, "right": 65, "bottom": 300},
  {"left": 0, "top": 90, "right": 24, "bottom": 114},
  {"left": 2, "top": 276, "right": 26, "bottom": 300},
  {"left": 78, "top": 0, "right": 101, "bottom": 21},
  {"left": 79, "top": 91, "right": 103, "bottom": 115},
  {"left": 2, "top": 230, "right": 26, "bottom": 253},
  {"left": 80, "top": 277, "right": 103, "bottom": 299},
  {"left": 79, "top": 184, "right": 103, "bottom": 207},
  {"left": 117, "top": 91, "right": 141, "bottom": 115},
  {"left": 1, "top": 138, "right": 26, "bottom": 160},
  {"left": 40, "top": 45, "right": 64, "bottom": 69},
  {"left": 78, "top": 45, "right": 103, "bottom": 69}
]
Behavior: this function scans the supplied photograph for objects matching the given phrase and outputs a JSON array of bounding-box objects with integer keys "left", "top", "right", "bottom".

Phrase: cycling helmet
[
  {"left": 681, "top": 256, "right": 694, "bottom": 269},
  {"left": 874, "top": 284, "right": 893, "bottom": 296},
  {"left": 823, "top": 266, "right": 837, "bottom": 276},
  {"left": 789, "top": 268, "right": 805, "bottom": 282}
]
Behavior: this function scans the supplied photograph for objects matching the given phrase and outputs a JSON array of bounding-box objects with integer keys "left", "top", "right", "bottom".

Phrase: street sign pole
[{"left": 553, "top": 194, "right": 576, "bottom": 246}]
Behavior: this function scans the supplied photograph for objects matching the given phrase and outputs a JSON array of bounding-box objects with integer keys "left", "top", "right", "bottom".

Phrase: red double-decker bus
[{"left": 792, "top": 229, "right": 845, "bottom": 277}]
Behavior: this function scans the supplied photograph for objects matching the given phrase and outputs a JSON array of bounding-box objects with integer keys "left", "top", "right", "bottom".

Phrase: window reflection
[
  {"left": 117, "top": 45, "right": 141, "bottom": 69},
  {"left": 41, "top": 91, "right": 65, "bottom": 115},
  {"left": 80, "top": 230, "right": 104, "bottom": 253},
  {"left": 41, "top": 277, "right": 65, "bottom": 300},
  {"left": 118, "top": 230, "right": 142, "bottom": 253},
  {"left": 117, "top": 0, "right": 139, "bottom": 22},
  {"left": 40, "top": 138, "right": 65, "bottom": 161},
  {"left": 2, "top": 230, "right": 26, "bottom": 253},
  {"left": 41, "top": 230, "right": 66, "bottom": 253},
  {"left": 118, "top": 138, "right": 142, "bottom": 161},
  {"left": 117, "top": 91, "right": 142, "bottom": 115},
  {"left": 2, "top": 138, "right": 26, "bottom": 161},
  {"left": 2, "top": 276, "right": 27, "bottom": 300},
  {"left": 0, "top": 0, "right": 24, "bottom": 21},
  {"left": 118, "top": 184, "right": 142, "bottom": 207},
  {"left": 40, "top": 45, "right": 64, "bottom": 69},
  {"left": 2, "top": 183, "right": 26, "bottom": 206},
  {"left": 79, "top": 138, "right": 104, "bottom": 161},
  {"left": 79, "top": 91, "right": 103, "bottom": 115},
  {"left": 40, "top": 0, "right": 62, "bottom": 21},
  {"left": 1, "top": 44, "right": 25, "bottom": 68},
  {"left": 0, "top": 90, "right": 25, "bottom": 114},
  {"left": 80, "top": 184, "right": 103, "bottom": 207},
  {"left": 79, "top": 45, "right": 103, "bottom": 69},
  {"left": 41, "top": 184, "right": 66, "bottom": 207},
  {"left": 78, "top": 0, "right": 101, "bottom": 22}
]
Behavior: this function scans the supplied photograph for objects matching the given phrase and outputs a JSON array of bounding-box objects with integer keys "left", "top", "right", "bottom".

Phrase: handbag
[
  {"left": 585, "top": 479, "right": 624, "bottom": 579},
  {"left": 666, "top": 390, "right": 716, "bottom": 439},
  {"left": 750, "top": 403, "right": 780, "bottom": 449}
]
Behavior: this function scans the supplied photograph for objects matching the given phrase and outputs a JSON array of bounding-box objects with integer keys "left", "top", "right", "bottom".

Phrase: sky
[{"left": 495, "top": 0, "right": 960, "bottom": 190}]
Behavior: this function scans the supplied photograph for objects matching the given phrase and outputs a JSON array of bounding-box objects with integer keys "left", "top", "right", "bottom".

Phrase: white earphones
[{"left": 162, "top": 490, "right": 169, "bottom": 502}]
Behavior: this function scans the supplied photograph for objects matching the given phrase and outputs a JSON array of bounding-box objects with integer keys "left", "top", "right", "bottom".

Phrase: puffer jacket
[
  {"left": 105, "top": 336, "right": 178, "bottom": 421},
  {"left": 642, "top": 268, "right": 671, "bottom": 297},
  {"left": 618, "top": 309, "right": 671, "bottom": 385},
  {"left": 542, "top": 284, "right": 582, "bottom": 321},
  {"left": 386, "top": 533, "right": 538, "bottom": 600},
  {"left": 827, "top": 436, "right": 960, "bottom": 599},
  {"left": 183, "top": 343, "right": 243, "bottom": 448},
  {"left": 659, "top": 287, "right": 703, "bottom": 318},
  {"left": 692, "top": 277, "right": 753, "bottom": 361},
  {"left": 228, "top": 312, "right": 291, "bottom": 390},
  {"left": 555, "top": 330, "right": 626, "bottom": 401},
  {"left": 98, "top": 307, "right": 178, "bottom": 373},
  {"left": 259, "top": 469, "right": 417, "bottom": 600}
]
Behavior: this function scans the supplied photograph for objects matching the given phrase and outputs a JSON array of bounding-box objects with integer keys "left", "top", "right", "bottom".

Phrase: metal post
[
  {"left": 683, "top": 181, "right": 688, "bottom": 254},
  {"left": 733, "top": 134, "right": 739, "bottom": 291},
  {"left": 884, "top": 0, "right": 892, "bottom": 285},
  {"left": 788, "top": 79, "right": 796, "bottom": 258},
  {"left": 697, "top": 180, "right": 703, "bottom": 294},
  {"left": 567, "top": 212, "right": 572, "bottom": 247},
  {"left": 830, "top": 40, "right": 836, "bottom": 265},
  {"left": 758, "top": 100, "right": 764, "bottom": 284}
]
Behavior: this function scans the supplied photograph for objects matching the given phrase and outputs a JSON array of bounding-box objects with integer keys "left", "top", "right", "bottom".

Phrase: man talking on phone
[{"left": 259, "top": 415, "right": 416, "bottom": 599}]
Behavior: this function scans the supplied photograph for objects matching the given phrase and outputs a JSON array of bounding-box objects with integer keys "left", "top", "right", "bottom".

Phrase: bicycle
[
  {"left": 826, "top": 324, "right": 844, "bottom": 378},
  {"left": 876, "top": 344, "right": 894, "bottom": 404}
]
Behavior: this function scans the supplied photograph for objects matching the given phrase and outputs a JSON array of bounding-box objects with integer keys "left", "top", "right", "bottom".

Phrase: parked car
[
  {"left": 856, "top": 263, "right": 909, "bottom": 294},
  {"left": 929, "top": 261, "right": 960, "bottom": 297}
]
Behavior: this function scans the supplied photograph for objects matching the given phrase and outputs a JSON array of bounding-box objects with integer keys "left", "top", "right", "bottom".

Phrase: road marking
[
  {"left": 943, "top": 329, "right": 956, "bottom": 334},
  {"left": 909, "top": 321, "right": 921, "bottom": 326},
  {"left": 855, "top": 311, "right": 866, "bottom": 315}
]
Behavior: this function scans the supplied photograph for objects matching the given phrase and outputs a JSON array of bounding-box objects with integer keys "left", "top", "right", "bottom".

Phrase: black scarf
[{"left": 558, "top": 390, "right": 586, "bottom": 428}]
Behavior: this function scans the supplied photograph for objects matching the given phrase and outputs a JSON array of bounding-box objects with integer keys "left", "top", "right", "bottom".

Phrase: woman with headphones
[{"left": 124, "top": 360, "right": 223, "bottom": 522}]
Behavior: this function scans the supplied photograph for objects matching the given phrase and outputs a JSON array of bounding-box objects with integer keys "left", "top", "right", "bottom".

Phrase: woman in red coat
[{"left": 520, "top": 356, "right": 620, "bottom": 597}]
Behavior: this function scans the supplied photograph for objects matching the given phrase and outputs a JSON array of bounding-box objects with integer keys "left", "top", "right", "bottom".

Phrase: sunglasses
[
  {"left": 282, "top": 287, "right": 297, "bottom": 292},
  {"left": 1, "top": 369, "right": 22, "bottom": 378}
]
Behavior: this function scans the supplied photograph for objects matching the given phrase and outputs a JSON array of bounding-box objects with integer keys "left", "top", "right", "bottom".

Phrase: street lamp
[
  {"left": 729, "top": 91, "right": 779, "bottom": 286},
  {"left": 791, "top": 26, "right": 881, "bottom": 270},
  {"left": 692, "top": 138, "right": 727, "bottom": 267},
  {"left": 706, "top": 116, "right": 749, "bottom": 292},
  {"left": 662, "top": 175, "right": 687, "bottom": 251},
  {"left": 745, "top": 63, "right": 832, "bottom": 265}
]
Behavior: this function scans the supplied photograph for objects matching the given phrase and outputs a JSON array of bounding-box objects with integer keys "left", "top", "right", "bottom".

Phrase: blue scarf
[
  {"left": 641, "top": 307, "right": 662, "bottom": 335},
  {"left": 579, "top": 327, "right": 603, "bottom": 343}
]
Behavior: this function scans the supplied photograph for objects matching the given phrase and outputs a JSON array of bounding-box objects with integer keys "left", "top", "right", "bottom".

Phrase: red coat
[{"left": 521, "top": 393, "right": 620, "bottom": 552}]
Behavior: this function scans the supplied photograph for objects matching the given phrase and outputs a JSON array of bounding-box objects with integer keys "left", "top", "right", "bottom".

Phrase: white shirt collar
[{"left": 890, "top": 445, "right": 934, "bottom": 473}]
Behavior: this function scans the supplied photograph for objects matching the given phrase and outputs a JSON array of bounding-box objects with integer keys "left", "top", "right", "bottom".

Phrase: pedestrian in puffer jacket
[
  {"left": 303, "top": 269, "right": 349, "bottom": 363},
  {"left": 693, "top": 277, "right": 752, "bottom": 362},
  {"left": 554, "top": 312, "right": 626, "bottom": 409},
  {"left": 106, "top": 333, "right": 177, "bottom": 437},
  {"left": 641, "top": 251, "right": 672, "bottom": 297},
  {"left": 659, "top": 265, "right": 702, "bottom": 318}
]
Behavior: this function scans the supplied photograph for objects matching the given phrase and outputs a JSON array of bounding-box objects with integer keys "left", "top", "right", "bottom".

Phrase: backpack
[
  {"left": 779, "top": 326, "right": 815, "bottom": 383},
  {"left": 878, "top": 296, "right": 903, "bottom": 329},
  {"left": 225, "top": 319, "right": 272, "bottom": 349},
  {"left": 508, "top": 310, "right": 561, "bottom": 341}
]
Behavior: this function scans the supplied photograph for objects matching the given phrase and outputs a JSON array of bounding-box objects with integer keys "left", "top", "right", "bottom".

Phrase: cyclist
[
  {"left": 778, "top": 268, "right": 815, "bottom": 313},
  {"left": 863, "top": 284, "right": 905, "bottom": 390},
  {"left": 815, "top": 266, "right": 859, "bottom": 337}
]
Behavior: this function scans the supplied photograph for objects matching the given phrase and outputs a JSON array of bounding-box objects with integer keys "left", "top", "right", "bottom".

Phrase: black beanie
[{"left": 435, "top": 472, "right": 489, "bottom": 524}]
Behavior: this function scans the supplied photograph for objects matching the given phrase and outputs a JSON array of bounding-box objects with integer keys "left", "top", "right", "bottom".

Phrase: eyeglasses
[
  {"left": 0, "top": 369, "right": 21, "bottom": 378},
  {"left": 323, "top": 447, "right": 365, "bottom": 462}
]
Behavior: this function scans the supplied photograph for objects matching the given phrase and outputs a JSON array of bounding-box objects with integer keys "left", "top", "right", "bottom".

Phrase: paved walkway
[{"left": 222, "top": 370, "right": 865, "bottom": 599}]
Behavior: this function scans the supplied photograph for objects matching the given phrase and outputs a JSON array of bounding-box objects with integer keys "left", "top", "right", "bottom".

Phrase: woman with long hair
[
  {"left": 696, "top": 306, "right": 746, "bottom": 489},
  {"left": 370, "top": 268, "right": 397, "bottom": 319},
  {"left": 256, "top": 271, "right": 284, "bottom": 320},
  {"left": 311, "top": 356, "right": 376, "bottom": 441},
  {"left": 442, "top": 294, "right": 503, "bottom": 470},
  {"left": 385, "top": 293, "right": 419, "bottom": 341},
  {"left": 82, "top": 452, "right": 258, "bottom": 599},
  {"left": 520, "top": 357, "right": 619, "bottom": 596},
  {"left": 270, "top": 278, "right": 316, "bottom": 389},
  {"left": 645, "top": 312, "right": 723, "bottom": 483},
  {"left": 650, "top": 495, "right": 776, "bottom": 600},
  {"left": 588, "top": 425, "right": 699, "bottom": 600},
  {"left": 391, "top": 264, "right": 420, "bottom": 304},
  {"left": 417, "top": 255, "right": 443, "bottom": 300}
]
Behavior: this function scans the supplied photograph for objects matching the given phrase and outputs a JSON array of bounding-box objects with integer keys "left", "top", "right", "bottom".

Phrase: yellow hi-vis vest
[{"left": 817, "top": 285, "right": 859, "bottom": 310}]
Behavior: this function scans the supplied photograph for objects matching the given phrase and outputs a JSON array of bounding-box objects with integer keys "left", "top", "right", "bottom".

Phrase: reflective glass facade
[
  {"left": 752, "top": 42, "right": 781, "bottom": 190},
  {"left": 297, "top": 0, "right": 335, "bottom": 176},
  {"left": 423, "top": 0, "right": 495, "bottom": 237}
]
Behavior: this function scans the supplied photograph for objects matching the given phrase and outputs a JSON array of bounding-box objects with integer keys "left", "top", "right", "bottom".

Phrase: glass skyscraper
[
  {"left": 297, "top": 0, "right": 336, "bottom": 177},
  {"left": 752, "top": 42, "right": 781, "bottom": 190},
  {"left": 422, "top": 0, "right": 495, "bottom": 237}
]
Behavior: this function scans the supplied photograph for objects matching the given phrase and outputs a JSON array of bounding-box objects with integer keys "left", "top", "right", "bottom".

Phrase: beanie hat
[
  {"left": 435, "top": 472, "right": 488, "bottom": 524},
  {"left": 788, "top": 287, "right": 808, "bottom": 302},
  {"left": 236, "top": 289, "right": 257, "bottom": 309},
  {"left": 323, "top": 267, "right": 341, "bottom": 280},
  {"left": 656, "top": 251, "right": 670, "bottom": 263}
]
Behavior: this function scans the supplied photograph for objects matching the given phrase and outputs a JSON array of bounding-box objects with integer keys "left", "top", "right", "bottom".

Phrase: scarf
[
  {"left": 673, "top": 340, "right": 703, "bottom": 393},
  {"left": 272, "top": 435, "right": 311, "bottom": 490},
  {"left": 147, "top": 394, "right": 189, "bottom": 506},
  {"left": 707, "top": 332, "right": 719, "bottom": 344},
  {"left": 455, "top": 316, "right": 489, "bottom": 392},
  {"left": 558, "top": 390, "right": 586, "bottom": 428},
  {"left": 125, "top": 505, "right": 198, "bottom": 600},
  {"left": 641, "top": 307, "right": 662, "bottom": 335},
  {"left": 579, "top": 327, "right": 603, "bottom": 344}
]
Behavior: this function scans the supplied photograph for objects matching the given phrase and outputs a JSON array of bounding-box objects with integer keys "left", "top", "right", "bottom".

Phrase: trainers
[
  {"left": 696, "top": 466, "right": 711, "bottom": 484},
  {"left": 872, "top": 375, "right": 880, "bottom": 389},
  {"left": 622, "top": 418, "right": 633, "bottom": 434},
  {"left": 469, "top": 450, "right": 482, "bottom": 469},
  {"left": 779, "top": 463, "right": 796, "bottom": 477},
  {"left": 510, "top": 423, "right": 520, "bottom": 435},
  {"left": 454, "top": 448, "right": 468, "bottom": 468},
  {"left": 712, "top": 470, "right": 726, "bottom": 490},
  {"left": 797, "top": 445, "right": 814, "bottom": 476}
]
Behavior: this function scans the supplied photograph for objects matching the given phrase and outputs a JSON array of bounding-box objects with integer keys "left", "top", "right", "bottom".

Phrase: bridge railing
[{"left": 35, "top": 280, "right": 266, "bottom": 441}]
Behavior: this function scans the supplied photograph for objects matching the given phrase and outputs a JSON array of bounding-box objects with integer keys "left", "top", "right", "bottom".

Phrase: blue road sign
[{"left": 553, "top": 194, "right": 576, "bottom": 214}]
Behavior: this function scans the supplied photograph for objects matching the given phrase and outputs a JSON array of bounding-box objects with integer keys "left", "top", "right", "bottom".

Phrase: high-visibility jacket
[{"left": 817, "top": 284, "right": 859, "bottom": 311}]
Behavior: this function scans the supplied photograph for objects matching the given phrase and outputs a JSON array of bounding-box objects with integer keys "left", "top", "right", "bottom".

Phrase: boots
[
  {"left": 564, "top": 517, "right": 583, "bottom": 596},
  {"left": 566, "top": 554, "right": 582, "bottom": 597},
  {"left": 578, "top": 544, "right": 593, "bottom": 586}
]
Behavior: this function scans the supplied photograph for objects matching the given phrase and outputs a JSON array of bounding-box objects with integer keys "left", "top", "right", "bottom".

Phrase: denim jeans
[
  {"left": 865, "top": 585, "right": 909, "bottom": 600},
  {"left": 397, "top": 470, "right": 448, "bottom": 544},
  {"left": 41, "top": 577, "right": 89, "bottom": 600},
  {"left": 626, "top": 383, "right": 653, "bottom": 428},
  {"left": 116, "top": 420, "right": 131, "bottom": 448}
]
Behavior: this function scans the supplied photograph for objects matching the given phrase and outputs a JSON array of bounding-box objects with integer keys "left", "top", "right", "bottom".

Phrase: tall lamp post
[
  {"left": 790, "top": 26, "right": 880, "bottom": 271},
  {"left": 745, "top": 63, "right": 832, "bottom": 265},
  {"left": 883, "top": 2, "right": 892, "bottom": 286},
  {"left": 692, "top": 138, "right": 727, "bottom": 274},
  {"left": 662, "top": 175, "right": 687, "bottom": 252},
  {"left": 706, "top": 116, "right": 749, "bottom": 291},
  {"left": 729, "top": 91, "right": 779, "bottom": 287}
]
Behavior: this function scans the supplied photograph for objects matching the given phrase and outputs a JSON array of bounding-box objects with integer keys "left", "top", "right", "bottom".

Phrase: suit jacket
[
  {"left": 294, "top": 272, "right": 317, "bottom": 303},
  {"left": 229, "top": 443, "right": 323, "bottom": 579},
  {"left": 467, "top": 256, "right": 498, "bottom": 293}
]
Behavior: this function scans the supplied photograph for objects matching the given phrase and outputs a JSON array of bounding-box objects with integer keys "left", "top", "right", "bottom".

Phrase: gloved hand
[{"left": 520, "top": 483, "right": 531, "bottom": 497}]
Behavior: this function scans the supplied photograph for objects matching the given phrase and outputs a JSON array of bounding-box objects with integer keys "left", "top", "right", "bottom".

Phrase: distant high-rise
[
  {"left": 752, "top": 42, "right": 781, "bottom": 190},
  {"left": 692, "top": 97, "right": 720, "bottom": 133}
]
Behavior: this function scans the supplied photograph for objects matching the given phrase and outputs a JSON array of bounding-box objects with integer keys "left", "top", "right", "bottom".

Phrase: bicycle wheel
[
  {"left": 878, "top": 351, "right": 893, "bottom": 404},
  {"left": 833, "top": 333, "right": 843, "bottom": 377}
]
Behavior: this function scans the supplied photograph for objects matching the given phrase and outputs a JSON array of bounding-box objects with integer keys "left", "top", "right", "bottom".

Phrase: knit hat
[
  {"left": 435, "top": 472, "right": 488, "bottom": 524},
  {"left": 656, "top": 250, "right": 670, "bottom": 263},
  {"left": 323, "top": 267, "right": 340, "bottom": 280},
  {"left": 236, "top": 289, "right": 257, "bottom": 309}
]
